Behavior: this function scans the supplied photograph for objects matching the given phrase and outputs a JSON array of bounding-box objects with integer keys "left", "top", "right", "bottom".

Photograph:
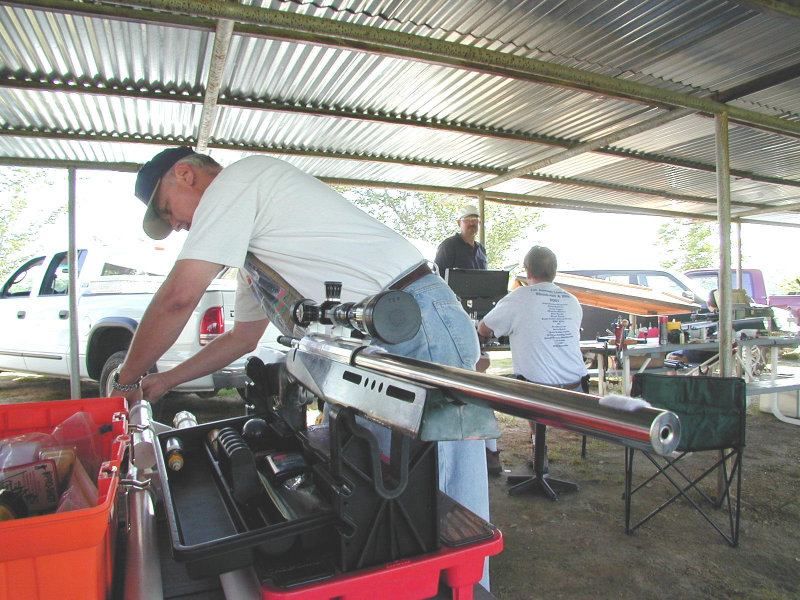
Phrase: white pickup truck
[{"left": 0, "top": 248, "right": 282, "bottom": 397}]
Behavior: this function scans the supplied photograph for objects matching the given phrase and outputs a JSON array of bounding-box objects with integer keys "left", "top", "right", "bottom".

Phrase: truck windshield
[
  {"left": 100, "top": 263, "right": 164, "bottom": 277},
  {"left": 686, "top": 272, "right": 754, "bottom": 298}
]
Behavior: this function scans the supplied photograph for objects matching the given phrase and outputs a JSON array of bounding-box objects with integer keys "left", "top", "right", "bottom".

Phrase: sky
[
  {"left": 525, "top": 208, "right": 798, "bottom": 294},
  {"left": 5, "top": 168, "right": 798, "bottom": 294}
]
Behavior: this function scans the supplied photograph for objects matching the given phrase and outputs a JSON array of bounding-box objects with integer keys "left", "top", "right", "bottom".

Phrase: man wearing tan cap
[
  {"left": 435, "top": 204, "right": 503, "bottom": 475},
  {"left": 434, "top": 204, "right": 487, "bottom": 278}
]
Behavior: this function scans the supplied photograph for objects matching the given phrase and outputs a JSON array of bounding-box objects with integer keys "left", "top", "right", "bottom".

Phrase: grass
[{"left": 486, "top": 356, "right": 513, "bottom": 375}]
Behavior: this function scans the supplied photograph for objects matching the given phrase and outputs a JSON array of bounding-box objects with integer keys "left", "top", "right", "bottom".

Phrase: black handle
[
  {"left": 59, "top": 310, "right": 69, "bottom": 319},
  {"left": 17, "top": 311, "right": 25, "bottom": 319}
]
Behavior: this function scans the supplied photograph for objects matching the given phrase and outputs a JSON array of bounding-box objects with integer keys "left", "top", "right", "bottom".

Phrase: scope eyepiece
[
  {"left": 293, "top": 300, "right": 321, "bottom": 327},
  {"left": 291, "top": 285, "right": 421, "bottom": 345}
]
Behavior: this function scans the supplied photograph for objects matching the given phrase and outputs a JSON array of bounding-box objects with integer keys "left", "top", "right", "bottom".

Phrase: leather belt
[
  {"left": 388, "top": 264, "right": 433, "bottom": 291},
  {"left": 550, "top": 380, "right": 584, "bottom": 390},
  {"left": 516, "top": 375, "right": 584, "bottom": 390}
]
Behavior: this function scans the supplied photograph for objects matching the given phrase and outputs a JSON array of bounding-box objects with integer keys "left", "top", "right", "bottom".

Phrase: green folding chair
[{"left": 625, "top": 373, "right": 746, "bottom": 547}]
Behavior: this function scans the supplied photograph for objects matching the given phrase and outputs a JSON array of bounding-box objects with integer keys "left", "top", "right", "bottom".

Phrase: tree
[
  {"left": 0, "top": 167, "right": 66, "bottom": 279},
  {"left": 340, "top": 187, "right": 542, "bottom": 268},
  {"left": 779, "top": 276, "right": 800, "bottom": 294},
  {"left": 655, "top": 219, "right": 716, "bottom": 272}
]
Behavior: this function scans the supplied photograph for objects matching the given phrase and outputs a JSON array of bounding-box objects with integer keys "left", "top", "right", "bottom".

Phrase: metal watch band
[{"left": 112, "top": 371, "right": 142, "bottom": 392}]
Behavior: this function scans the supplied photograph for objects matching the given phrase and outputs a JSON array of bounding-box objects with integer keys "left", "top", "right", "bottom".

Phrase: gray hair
[
  {"left": 523, "top": 245, "right": 557, "bottom": 281},
  {"left": 177, "top": 153, "right": 222, "bottom": 171}
]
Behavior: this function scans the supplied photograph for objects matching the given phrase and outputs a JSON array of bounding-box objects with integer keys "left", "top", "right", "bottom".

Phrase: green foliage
[
  {"left": 778, "top": 276, "right": 800, "bottom": 294},
  {"left": 655, "top": 219, "right": 715, "bottom": 271},
  {"left": 483, "top": 203, "right": 543, "bottom": 269},
  {"left": 340, "top": 187, "right": 542, "bottom": 268},
  {"left": 0, "top": 167, "right": 65, "bottom": 279}
]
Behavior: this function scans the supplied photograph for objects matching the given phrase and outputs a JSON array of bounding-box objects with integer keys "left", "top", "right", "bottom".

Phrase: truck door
[
  {"left": 22, "top": 251, "right": 88, "bottom": 376},
  {"left": 0, "top": 256, "right": 46, "bottom": 373}
]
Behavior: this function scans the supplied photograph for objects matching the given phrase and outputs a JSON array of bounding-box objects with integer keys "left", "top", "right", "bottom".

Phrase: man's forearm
[
  {"left": 118, "top": 292, "right": 198, "bottom": 383},
  {"left": 118, "top": 259, "right": 222, "bottom": 384}
]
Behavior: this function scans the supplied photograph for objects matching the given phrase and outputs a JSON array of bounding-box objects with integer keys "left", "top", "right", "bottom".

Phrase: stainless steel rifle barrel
[{"left": 352, "top": 349, "right": 679, "bottom": 456}]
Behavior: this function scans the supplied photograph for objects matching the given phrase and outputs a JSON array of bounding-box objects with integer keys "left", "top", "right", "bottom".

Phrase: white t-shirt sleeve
[{"left": 482, "top": 289, "right": 521, "bottom": 337}]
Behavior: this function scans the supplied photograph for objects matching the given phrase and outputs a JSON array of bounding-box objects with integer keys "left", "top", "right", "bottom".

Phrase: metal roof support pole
[
  {"left": 478, "top": 194, "right": 486, "bottom": 247},
  {"left": 67, "top": 167, "right": 81, "bottom": 399},
  {"left": 196, "top": 16, "right": 235, "bottom": 153},
  {"left": 716, "top": 113, "right": 733, "bottom": 378},
  {"left": 734, "top": 222, "right": 743, "bottom": 291}
]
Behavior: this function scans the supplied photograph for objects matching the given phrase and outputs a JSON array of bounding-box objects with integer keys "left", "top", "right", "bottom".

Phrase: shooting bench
[
  {"left": 621, "top": 336, "right": 800, "bottom": 422},
  {"left": 745, "top": 376, "right": 800, "bottom": 425}
]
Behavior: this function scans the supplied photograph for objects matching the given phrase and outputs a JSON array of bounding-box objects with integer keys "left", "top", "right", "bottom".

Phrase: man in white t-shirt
[
  {"left": 111, "top": 148, "right": 492, "bottom": 585},
  {"left": 477, "top": 245, "right": 587, "bottom": 460}
]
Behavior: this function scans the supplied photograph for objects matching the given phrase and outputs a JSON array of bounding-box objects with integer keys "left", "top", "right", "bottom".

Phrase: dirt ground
[{"left": 1, "top": 369, "right": 798, "bottom": 600}]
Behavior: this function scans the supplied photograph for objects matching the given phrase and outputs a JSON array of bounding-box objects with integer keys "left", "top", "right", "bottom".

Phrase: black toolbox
[{"left": 154, "top": 407, "right": 441, "bottom": 586}]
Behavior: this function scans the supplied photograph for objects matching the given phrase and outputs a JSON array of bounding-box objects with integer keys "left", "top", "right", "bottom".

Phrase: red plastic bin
[
  {"left": 0, "top": 397, "right": 128, "bottom": 600},
  {"left": 261, "top": 529, "right": 503, "bottom": 600}
]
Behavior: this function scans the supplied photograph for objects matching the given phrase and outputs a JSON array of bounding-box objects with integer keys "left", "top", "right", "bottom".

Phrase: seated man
[{"left": 477, "top": 245, "right": 587, "bottom": 463}]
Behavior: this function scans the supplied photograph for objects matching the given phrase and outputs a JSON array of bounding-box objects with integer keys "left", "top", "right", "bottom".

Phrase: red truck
[{"left": 684, "top": 268, "right": 800, "bottom": 319}]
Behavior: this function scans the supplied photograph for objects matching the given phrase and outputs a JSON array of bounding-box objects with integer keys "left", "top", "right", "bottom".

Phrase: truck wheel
[{"left": 100, "top": 351, "right": 127, "bottom": 397}]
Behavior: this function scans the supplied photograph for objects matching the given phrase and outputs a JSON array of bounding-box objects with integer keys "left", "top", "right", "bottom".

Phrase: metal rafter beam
[
  {"left": 1, "top": 150, "right": 797, "bottom": 227},
  {"left": 0, "top": 125, "right": 775, "bottom": 210},
  {"left": 2, "top": 76, "right": 800, "bottom": 191},
  {"left": 322, "top": 177, "right": 716, "bottom": 220},
  {"left": 0, "top": 126, "right": 497, "bottom": 172},
  {"left": 599, "top": 146, "right": 800, "bottom": 188},
  {"left": 712, "top": 62, "right": 800, "bottom": 103},
  {"left": 0, "top": 156, "right": 140, "bottom": 171},
  {"left": 478, "top": 109, "right": 692, "bottom": 189},
  {"left": 479, "top": 63, "right": 800, "bottom": 191},
  {"left": 520, "top": 173, "right": 762, "bottom": 209},
  {"left": 734, "top": 1, "right": 800, "bottom": 21},
  {"left": 323, "top": 177, "right": 800, "bottom": 228},
  {"left": 7, "top": 0, "right": 800, "bottom": 139},
  {"left": 734, "top": 197, "right": 800, "bottom": 217}
]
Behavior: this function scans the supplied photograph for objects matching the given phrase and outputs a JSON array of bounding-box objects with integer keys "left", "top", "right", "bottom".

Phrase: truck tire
[{"left": 100, "top": 351, "right": 127, "bottom": 398}]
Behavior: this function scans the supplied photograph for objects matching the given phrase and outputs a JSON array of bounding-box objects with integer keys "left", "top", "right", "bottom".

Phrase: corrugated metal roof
[{"left": 0, "top": 0, "right": 798, "bottom": 227}]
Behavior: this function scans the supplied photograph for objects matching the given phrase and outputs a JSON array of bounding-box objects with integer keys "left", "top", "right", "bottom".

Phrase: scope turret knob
[{"left": 324, "top": 281, "right": 342, "bottom": 302}]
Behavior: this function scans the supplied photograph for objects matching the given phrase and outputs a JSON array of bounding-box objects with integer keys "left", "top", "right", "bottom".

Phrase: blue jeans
[
  {"left": 377, "top": 274, "right": 491, "bottom": 589},
  {"left": 378, "top": 273, "right": 481, "bottom": 369}
]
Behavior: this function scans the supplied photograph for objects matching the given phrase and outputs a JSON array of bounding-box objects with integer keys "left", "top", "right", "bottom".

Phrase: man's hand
[
  {"left": 476, "top": 320, "right": 494, "bottom": 344},
  {"left": 134, "top": 318, "right": 270, "bottom": 404},
  {"left": 141, "top": 372, "right": 171, "bottom": 403}
]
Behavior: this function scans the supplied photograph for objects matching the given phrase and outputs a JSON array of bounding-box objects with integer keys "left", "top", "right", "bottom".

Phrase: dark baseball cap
[{"left": 135, "top": 146, "right": 197, "bottom": 240}]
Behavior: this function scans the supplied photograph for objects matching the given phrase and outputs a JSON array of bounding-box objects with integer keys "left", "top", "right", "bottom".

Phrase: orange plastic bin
[{"left": 0, "top": 397, "right": 128, "bottom": 600}]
